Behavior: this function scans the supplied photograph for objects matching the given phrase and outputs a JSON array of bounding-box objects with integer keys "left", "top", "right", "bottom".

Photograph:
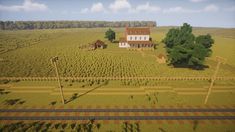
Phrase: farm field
[
  {"left": 0, "top": 27, "right": 235, "bottom": 132},
  {"left": 0, "top": 27, "right": 235, "bottom": 77}
]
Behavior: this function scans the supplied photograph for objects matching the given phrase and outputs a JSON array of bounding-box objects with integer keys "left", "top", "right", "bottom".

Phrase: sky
[{"left": 0, "top": 0, "right": 235, "bottom": 28}]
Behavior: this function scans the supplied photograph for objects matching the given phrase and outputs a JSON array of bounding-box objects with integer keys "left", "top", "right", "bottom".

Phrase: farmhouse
[{"left": 119, "top": 27, "right": 154, "bottom": 48}]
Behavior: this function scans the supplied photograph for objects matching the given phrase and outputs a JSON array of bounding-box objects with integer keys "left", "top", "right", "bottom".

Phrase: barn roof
[{"left": 93, "top": 40, "right": 105, "bottom": 45}]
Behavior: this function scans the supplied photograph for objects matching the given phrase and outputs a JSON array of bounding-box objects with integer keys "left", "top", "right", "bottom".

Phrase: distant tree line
[{"left": 0, "top": 21, "right": 156, "bottom": 30}]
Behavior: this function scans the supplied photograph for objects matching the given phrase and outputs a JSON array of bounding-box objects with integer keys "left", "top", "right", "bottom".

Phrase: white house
[{"left": 119, "top": 27, "right": 154, "bottom": 48}]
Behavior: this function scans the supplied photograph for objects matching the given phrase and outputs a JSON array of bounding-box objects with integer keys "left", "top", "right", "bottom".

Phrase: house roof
[
  {"left": 126, "top": 27, "right": 150, "bottom": 35},
  {"left": 127, "top": 41, "right": 153, "bottom": 45}
]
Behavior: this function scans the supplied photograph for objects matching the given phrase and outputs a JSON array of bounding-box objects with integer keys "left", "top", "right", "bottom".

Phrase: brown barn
[{"left": 90, "top": 40, "right": 106, "bottom": 50}]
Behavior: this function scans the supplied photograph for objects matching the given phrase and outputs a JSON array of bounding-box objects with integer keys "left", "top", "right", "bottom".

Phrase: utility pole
[
  {"left": 51, "top": 56, "right": 65, "bottom": 104},
  {"left": 204, "top": 56, "right": 226, "bottom": 104}
]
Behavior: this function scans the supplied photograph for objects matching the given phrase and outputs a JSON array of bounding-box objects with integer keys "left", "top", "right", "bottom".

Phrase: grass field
[{"left": 0, "top": 79, "right": 235, "bottom": 107}]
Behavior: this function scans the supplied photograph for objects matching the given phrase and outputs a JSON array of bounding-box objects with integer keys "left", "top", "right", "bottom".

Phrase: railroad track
[
  {"left": 1, "top": 116, "right": 235, "bottom": 121},
  {"left": 1, "top": 108, "right": 235, "bottom": 121},
  {"left": 1, "top": 108, "right": 235, "bottom": 112}
]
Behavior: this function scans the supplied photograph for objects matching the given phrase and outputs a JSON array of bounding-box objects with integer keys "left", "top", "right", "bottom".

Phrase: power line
[
  {"left": 204, "top": 56, "right": 226, "bottom": 104},
  {"left": 50, "top": 56, "right": 65, "bottom": 104}
]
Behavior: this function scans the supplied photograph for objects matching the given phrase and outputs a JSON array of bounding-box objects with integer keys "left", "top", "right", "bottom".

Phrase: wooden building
[{"left": 90, "top": 40, "right": 106, "bottom": 50}]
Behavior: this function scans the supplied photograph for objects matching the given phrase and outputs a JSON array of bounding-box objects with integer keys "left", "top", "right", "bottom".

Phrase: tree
[
  {"left": 105, "top": 28, "right": 116, "bottom": 42},
  {"left": 168, "top": 45, "right": 190, "bottom": 65},
  {"left": 195, "top": 34, "right": 214, "bottom": 66},
  {"left": 164, "top": 23, "right": 195, "bottom": 48},
  {"left": 195, "top": 34, "right": 214, "bottom": 48},
  {"left": 163, "top": 23, "right": 214, "bottom": 69},
  {"left": 188, "top": 44, "right": 209, "bottom": 67},
  {"left": 163, "top": 28, "right": 180, "bottom": 48}
]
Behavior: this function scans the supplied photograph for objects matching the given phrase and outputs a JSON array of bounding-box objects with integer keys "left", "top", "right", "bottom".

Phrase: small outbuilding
[{"left": 90, "top": 40, "right": 106, "bottom": 49}]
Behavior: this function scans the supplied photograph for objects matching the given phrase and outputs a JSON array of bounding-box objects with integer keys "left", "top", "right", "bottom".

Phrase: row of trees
[
  {"left": 0, "top": 21, "right": 156, "bottom": 30},
  {"left": 163, "top": 23, "right": 214, "bottom": 69}
]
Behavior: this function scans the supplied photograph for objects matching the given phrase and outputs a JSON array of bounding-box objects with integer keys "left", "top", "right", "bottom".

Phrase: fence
[{"left": 0, "top": 76, "right": 234, "bottom": 81}]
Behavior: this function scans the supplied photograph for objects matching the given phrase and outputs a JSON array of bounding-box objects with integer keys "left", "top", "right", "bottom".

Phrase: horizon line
[{"left": 0, "top": 20, "right": 234, "bottom": 29}]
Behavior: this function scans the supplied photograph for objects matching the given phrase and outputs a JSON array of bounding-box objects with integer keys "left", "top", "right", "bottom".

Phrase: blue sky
[{"left": 0, "top": 0, "right": 235, "bottom": 27}]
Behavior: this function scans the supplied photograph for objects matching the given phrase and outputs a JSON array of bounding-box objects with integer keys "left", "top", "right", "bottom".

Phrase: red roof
[{"left": 126, "top": 27, "right": 150, "bottom": 35}]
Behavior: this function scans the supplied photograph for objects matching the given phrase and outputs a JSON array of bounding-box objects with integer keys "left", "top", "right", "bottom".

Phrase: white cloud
[
  {"left": 91, "top": 2, "right": 105, "bottom": 13},
  {"left": 109, "top": 0, "right": 131, "bottom": 12},
  {"left": 204, "top": 4, "right": 219, "bottom": 12},
  {"left": 190, "top": 0, "right": 206, "bottom": 3},
  {"left": 0, "top": 0, "right": 47, "bottom": 12},
  {"left": 163, "top": 6, "right": 200, "bottom": 13},
  {"left": 80, "top": 0, "right": 220, "bottom": 15},
  {"left": 135, "top": 2, "right": 161, "bottom": 13},
  {"left": 80, "top": 2, "right": 105, "bottom": 13}
]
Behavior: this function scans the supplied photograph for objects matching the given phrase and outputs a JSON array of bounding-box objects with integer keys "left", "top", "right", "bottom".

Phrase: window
[
  {"left": 130, "top": 37, "right": 132, "bottom": 40},
  {"left": 135, "top": 37, "right": 137, "bottom": 40},
  {"left": 144, "top": 37, "right": 146, "bottom": 40},
  {"left": 140, "top": 37, "right": 141, "bottom": 40}
]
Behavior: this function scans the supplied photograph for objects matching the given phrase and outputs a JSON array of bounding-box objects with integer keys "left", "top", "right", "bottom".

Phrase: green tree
[
  {"left": 163, "top": 23, "right": 214, "bottom": 69},
  {"left": 168, "top": 45, "right": 190, "bottom": 65},
  {"left": 105, "top": 28, "right": 116, "bottom": 42},
  {"left": 196, "top": 34, "right": 214, "bottom": 57},
  {"left": 163, "top": 23, "right": 195, "bottom": 48},
  {"left": 195, "top": 34, "right": 214, "bottom": 48},
  {"left": 163, "top": 28, "right": 180, "bottom": 48},
  {"left": 188, "top": 44, "right": 209, "bottom": 66}
]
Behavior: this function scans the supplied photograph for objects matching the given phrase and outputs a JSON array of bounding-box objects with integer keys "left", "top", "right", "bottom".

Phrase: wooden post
[
  {"left": 204, "top": 56, "right": 226, "bottom": 104},
  {"left": 51, "top": 56, "right": 65, "bottom": 104}
]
